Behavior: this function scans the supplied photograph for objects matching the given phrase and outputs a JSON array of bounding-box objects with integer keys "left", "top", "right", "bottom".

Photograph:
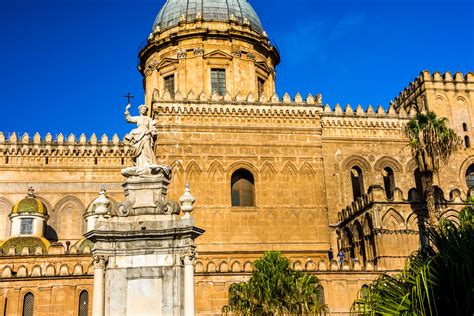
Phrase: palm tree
[
  {"left": 404, "top": 111, "right": 462, "bottom": 226},
  {"left": 352, "top": 201, "right": 474, "bottom": 315},
  {"left": 222, "top": 251, "right": 327, "bottom": 315}
]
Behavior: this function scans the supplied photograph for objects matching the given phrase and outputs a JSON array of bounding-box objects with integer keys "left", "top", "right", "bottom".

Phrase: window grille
[
  {"left": 20, "top": 219, "right": 33, "bottom": 235},
  {"left": 211, "top": 69, "right": 226, "bottom": 96},
  {"left": 22, "top": 293, "right": 34, "bottom": 316}
]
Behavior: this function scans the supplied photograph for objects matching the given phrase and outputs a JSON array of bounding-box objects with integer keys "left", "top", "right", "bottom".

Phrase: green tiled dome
[
  {"left": 0, "top": 236, "right": 50, "bottom": 254},
  {"left": 11, "top": 188, "right": 48, "bottom": 216}
]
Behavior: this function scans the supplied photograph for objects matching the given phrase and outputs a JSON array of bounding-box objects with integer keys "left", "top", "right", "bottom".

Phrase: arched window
[
  {"left": 465, "top": 136, "right": 471, "bottom": 148},
  {"left": 231, "top": 169, "right": 255, "bottom": 207},
  {"left": 350, "top": 166, "right": 365, "bottom": 199},
  {"left": 466, "top": 164, "right": 474, "bottom": 188},
  {"left": 316, "top": 285, "right": 325, "bottom": 305},
  {"left": 414, "top": 168, "right": 424, "bottom": 197},
  {"left": 22, "top": 293, "right": 34, "bottom": 316},
  {"left": 78, "top": 290, "right": 89, "bottom": 316},
  {"left": 360, "top": 285, "right": 369, "bottom": 299},
  {"left": 383, "top": 167, "right": 395, "bottom": 199}
]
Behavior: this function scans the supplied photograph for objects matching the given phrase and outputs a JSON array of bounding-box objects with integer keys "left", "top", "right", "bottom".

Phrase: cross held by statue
[{"left": 124, "top": 92, "right": 134, "bottom": 104}]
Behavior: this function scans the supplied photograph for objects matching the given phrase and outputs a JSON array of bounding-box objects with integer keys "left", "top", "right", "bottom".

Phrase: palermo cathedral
[{"left": 0, "top": 0, "right": 473, "bottom": 315}]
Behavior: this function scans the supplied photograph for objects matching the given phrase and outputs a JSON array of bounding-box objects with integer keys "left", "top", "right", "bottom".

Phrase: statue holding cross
[{"left": 121, "top": 93, "right": 161, "bottom": 176}]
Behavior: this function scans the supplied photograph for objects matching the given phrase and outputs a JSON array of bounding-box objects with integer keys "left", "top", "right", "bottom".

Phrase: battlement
[
  {"left": 152, "top": 88, "right": 323, "bottom": 107},
  {"left": 0, "top": 132, "right": 130, "bottom": 157},
  {"left": 321, "top": 103, "right": 414, "bottom": 118},
  {"left": 393, "top": 70, "right": 474, "bottom": 111}
]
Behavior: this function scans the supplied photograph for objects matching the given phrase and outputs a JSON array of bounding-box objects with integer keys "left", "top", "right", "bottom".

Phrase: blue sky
[{"left": 1, "top": 0, "right": 473, "bottom": 137}]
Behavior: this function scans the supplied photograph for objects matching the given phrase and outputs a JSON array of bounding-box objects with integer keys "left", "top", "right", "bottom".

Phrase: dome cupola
[
  {"left": 152, "top": 0, "right": 264, "bottom": 35},
  {"left": 9, "top": 187, "right": 49, "bottom": 237},
  {"left": 139, "top": 0, "right": 279, "bottom": 105}
]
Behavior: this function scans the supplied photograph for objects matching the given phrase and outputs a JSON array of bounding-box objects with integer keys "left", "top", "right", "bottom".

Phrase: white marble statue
[{"left": 124, "top": 104, "right": 157, "bottom": 170}]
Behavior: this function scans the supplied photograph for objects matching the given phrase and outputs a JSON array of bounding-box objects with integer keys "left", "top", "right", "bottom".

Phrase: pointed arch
[
  {"left": 342, "top": 156, "right": 372, "bottom": 174},
  {"left": 281, "top": 161, "right": 298, "bottom": 176},
  {"left": 299, "top": 162, "right": 315, "bottom": 176},
  {"left": 53, "top": 196, "right": 85, "bottom": 241},
  {"left": 439, "top": 209, "right": 460, "bottom": 226},
  {"left": 381, "top": 209, "right": 405, "bottom": 230},
  {"left": 171, "top": 160, "right": 184, "bottom": 175},
  {"left": 208, "top": 160, "right": 225, "bottom": 179},
  {"left": 185, "top": 160, "right": 202, "bottom": 182},
  {"left": 260, "top": 161, "right": 276, "bottom": 178},
  {"left": 0, "top": 197, "right": 13, "bottom": 240},
  {"left": 407, "top": 212, "right": 420, "bottom": 231}
]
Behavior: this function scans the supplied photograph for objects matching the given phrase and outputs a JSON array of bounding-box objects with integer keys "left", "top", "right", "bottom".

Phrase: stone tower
[{"left": 138, "top": 0, "right": 280, "bottom": 105}]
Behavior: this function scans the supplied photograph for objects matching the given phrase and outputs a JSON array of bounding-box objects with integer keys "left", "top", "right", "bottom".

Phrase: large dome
[{"left": 152, "top": 0, "right": 264, "bottom": 34}]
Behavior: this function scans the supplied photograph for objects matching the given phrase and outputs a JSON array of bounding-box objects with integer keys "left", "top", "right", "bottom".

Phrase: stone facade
[{"left": 0, "top": 0, "right": 473, "bottom": 314}]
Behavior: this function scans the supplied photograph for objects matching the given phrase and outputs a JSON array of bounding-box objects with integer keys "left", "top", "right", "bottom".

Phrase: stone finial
[
  {"left": 92, "top": 187, "right": 110, "bottom": 216},
  {"left": 68, "top": 133, "right": 75, "bottom": 143},
  {"left": 344, "top": 104, "right": 353, "bottom": 114},
  {"left": 355, "top": 104, "right": 364, "bottom": 115},
  {"left": 101, "top": 134, "right": 108, "bottom": 144},
  {"left": 247, "top": 93, "right": 255, "bottom": 103},
  {"left": 199, "top": 91, "right": 207, "bottom": 101},
  {"left": 270, "top": 92, "right": 279, "bottom": 103},
  {"left": 45, "top": 133, "right": 52, "bottom": 143},
  {"left": 0, "top": 132, "right": 5, "bottom": 143},
  {"left": 294, "top": 93, "right": 303, "bottom": 103},
  {"left": 282, "top": 92, "right": 291, "bottom": 104},
  {"left": 306, "top": 93, "right": 314, "bottom": 104},
  {"left": 366, "top": 104, "right": 375, "bottom": 114},
  {"left": 9, "top": 132, "right": 17, "bottom": 142},
  {"left": 334, "top": 103, "right": 343, "bottom": 114},
  {"left": 112, "top": 134, "right": 120, "bottom": 144},
  {"left": 90, "top": 133, "right": 98, "bottom": 144},
  {"left": 57, "top": 133, "right": 64, "bottom": 144},
  {"left": 315, "top": 94, "right": 323, "bottom": 105},
  {"left": 21, "top": 132, "right": 29, "bottom": 144},
  {"left": 179, "top": 182, "right": 195, "bottom": 219},
  {"left": 376, "top": 105, "right": 385, "bottom": 115}
]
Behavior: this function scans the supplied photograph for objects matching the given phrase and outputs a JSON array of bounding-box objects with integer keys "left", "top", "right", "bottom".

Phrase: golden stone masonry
[{"left": 0, "top": 0, "right": 473, "bottom": 315}]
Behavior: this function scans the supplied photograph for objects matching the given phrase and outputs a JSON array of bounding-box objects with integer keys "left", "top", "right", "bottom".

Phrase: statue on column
[{"left": 122, "top": 104, "right": 170, "bottom": 178}]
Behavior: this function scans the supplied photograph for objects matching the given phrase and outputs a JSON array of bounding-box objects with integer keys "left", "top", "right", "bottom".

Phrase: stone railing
[{"left": 337, "top": 185, "right": 468, "bottom": 224}]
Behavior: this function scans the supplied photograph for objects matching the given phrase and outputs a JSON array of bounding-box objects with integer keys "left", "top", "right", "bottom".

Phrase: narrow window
[
  {"left": 360, "top": 285, "right": 369, "bottom": 299},
  {"left": 3, "top": 298, "right": 7, "bottom": 316},
  {"left": 463, "top": 123, "right": 468, "bottom": 131},
  {"left": 211, "top": 69, "right": 226, "bottom": 96},
  {"left": 22, "top": 293, "right": 34, "bottom": 316},
  {"left": 350, "top": 166, "right": 364, "bottom": 199},
  {"left": 466, "top": 164, "right": 474, "bottom": 188},
  {"left": 94, "top": 157, "right": 98, "bottom": 165},
  {"left": 20, "top": 219, "right": 33, "bottom": 235},
  {"left": 316, "top": 285, "right": 325, "bottom": 305},
  {"left": 258, "top": 78, "right": 265, "bottom": 99},
  {"left": 78, "top": 290, "right": 89, "bottom": 316},
  {"left": 164, "top": 74, "right": 175, "bottom": 98},
  {"left": 383, "top": 167, "right": 395, "bottom": 199},
  {"left": 231, "top": 169, "right": 255, "bottom": 207},
  {"left": 414, "top": 168, "right": 424, "bottom": 197},
  {"left": 465, "top": 136, "right": 471, "bottom": 148}
]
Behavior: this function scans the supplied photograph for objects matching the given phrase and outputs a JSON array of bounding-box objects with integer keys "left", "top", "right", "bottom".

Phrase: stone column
[
  {"left": 92, "top": 255, "right": 107, "bottom": 316},
  {"left": 183, "top": 251, "right": 196, "bottom": 316}
]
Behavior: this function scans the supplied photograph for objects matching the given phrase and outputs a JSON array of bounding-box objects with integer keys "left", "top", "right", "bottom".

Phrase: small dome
[
  {"left": 0, "top": 236, "right": 50, "bottom": 254},
  {"left": 153, "top": 0, "right": 264, "bottom": 34},
  {"left": 11, "top": 187, "right": 48, "bottom": 216}
]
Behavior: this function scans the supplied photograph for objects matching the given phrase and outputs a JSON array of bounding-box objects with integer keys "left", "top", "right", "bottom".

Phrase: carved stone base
[
  {"left": 118, "top": 165, "right": 179, "bottom": 216},
  {"left": 86, "top": 217, "right": 204, "bottom": 316}
]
